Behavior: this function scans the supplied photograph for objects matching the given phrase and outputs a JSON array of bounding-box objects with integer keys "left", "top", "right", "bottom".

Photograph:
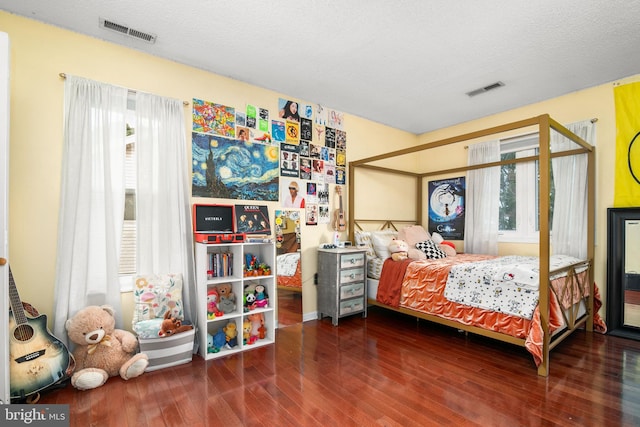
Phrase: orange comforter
[{"left": 378, "top": 254, "right": 605, "bottom": 366}]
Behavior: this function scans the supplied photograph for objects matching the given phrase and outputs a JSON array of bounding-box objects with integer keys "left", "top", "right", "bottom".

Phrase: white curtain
[
  {"left": 550, "top": 120, "right": 595, "bottom": 259},
  {"left": 135, "top": 92, "right": 197, "bottom": 331},
  {"left": 464, "top": 140, "right": 501, "bottom": 255},
  {"left": 53, "top": 76, "right": 128, "bottom": 344}
]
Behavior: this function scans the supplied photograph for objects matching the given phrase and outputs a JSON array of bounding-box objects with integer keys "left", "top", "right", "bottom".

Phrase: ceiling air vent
[
  {"left": 99, "top": 18, "right": 157, "bottom": 44},
  {"left": 466, "top": 81, "right": 505, "bottom": 97}
]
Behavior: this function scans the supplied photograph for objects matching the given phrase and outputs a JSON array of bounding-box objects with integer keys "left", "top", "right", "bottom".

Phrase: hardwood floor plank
[{"left": 33, "top": 306, "right": 640, "bottom": 426}]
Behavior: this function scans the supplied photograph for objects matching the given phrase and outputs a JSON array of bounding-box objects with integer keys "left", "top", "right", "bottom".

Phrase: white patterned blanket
[{"left": 443, "top": 255, "right": 584, "bottom": 319}]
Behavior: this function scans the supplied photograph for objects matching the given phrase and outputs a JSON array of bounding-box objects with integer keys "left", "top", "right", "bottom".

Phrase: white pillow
[
  {"left": 370, "top": 230, "right": 398, "bottom": 259},
  {"left": 354, "top": 230, "right": 376, "bottom": 258}
]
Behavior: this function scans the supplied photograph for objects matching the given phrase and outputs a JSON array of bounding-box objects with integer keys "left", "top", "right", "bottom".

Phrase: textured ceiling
[{"left": 1, "top": 1, "right": 640, "bottom": 134}]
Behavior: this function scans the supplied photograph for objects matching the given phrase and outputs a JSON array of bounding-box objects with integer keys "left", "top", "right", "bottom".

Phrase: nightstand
[{"left": 317, "top": 247, "right": 367, "bottom": 325}]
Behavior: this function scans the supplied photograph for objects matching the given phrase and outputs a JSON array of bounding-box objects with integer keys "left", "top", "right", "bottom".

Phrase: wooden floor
[{"left": 37, "top": 306, "right": 640, "bottom": 426}]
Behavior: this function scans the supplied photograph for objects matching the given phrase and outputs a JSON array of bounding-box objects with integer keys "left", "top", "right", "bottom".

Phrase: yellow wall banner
[{"left": 614, "top": 82, "right": 640, "bottom": 206}]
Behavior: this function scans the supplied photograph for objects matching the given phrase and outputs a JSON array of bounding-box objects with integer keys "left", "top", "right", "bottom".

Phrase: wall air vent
[
  {"left": 466, "top": 81, "right": 505, "bottom": 97},
  {"left": 99, "top": 18, "right": 157, "bottom": 44}
]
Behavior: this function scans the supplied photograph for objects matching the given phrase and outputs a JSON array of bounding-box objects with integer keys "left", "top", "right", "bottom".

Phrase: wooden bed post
[{"left": 538, "top": 114, "right": 551, "bottom": 377}]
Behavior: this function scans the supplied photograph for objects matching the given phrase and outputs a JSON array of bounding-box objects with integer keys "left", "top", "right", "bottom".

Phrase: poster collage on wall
[{"left": 191, "top": 97, "right": 347, "bottom": 226}]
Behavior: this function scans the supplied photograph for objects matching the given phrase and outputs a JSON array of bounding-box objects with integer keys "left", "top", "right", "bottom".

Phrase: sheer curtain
[
  {"left": 550, "top": 120, "right": 595, "bottom": 259},
  {"left": 135, "top": 92, "right": 197, "bottom": 333},
  {"left": 53, "top": 76, "right": 128, "bottom": 345},
  {"left": 464, "top": 140, "right": 501, "bottom": 255}
]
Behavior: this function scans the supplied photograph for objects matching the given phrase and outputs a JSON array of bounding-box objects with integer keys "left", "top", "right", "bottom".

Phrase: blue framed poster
[{"left": 428, "top": 177, "right": 465, "bottom": 240}]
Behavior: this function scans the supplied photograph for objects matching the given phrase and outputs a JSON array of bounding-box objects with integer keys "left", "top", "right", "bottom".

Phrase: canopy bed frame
[{"left": 347, "top": 114, "right": 596, "bottom": 377}]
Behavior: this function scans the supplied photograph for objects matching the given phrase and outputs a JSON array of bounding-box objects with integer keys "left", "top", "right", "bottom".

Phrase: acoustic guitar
[
  {"left": 333, "top": 185, "right": 346, "bottom": 232},
  {"left": 8, "top": 265, "right": 72, "bottom": 400}
]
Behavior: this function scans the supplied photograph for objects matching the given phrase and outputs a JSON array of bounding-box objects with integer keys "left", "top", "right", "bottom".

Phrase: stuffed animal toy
[
  {"left": 158, "top": 310, "right": 193, "bottom": 337},
  {"left": 254, "top": 284, "right": 268, "bottom": 308},
  {"left": 207, "top": 288, "right": 223, "bottom": 319},
  {"left": 65, "top": 305, "right": 149, "bottom": 391},
  {"left": 209, "top": 329, "right": 226, "bottom": 353},
  {"left": 223, "top": 321, "right": 238, "bottom": 348},
  {"left": 243, "top": 283, "right": 257, "bottom": 311},
  {"left": 216, "top": 283, "right": 236, "bottom": 313},
  {"left": 242, "top": 318, "right": 251, "bottom": 344},
  {"left": 388, "top": 239, "right": 409, "bottom": 261},
  {"left": 248, "top": 313, "right": 264, "bottom": 344}
]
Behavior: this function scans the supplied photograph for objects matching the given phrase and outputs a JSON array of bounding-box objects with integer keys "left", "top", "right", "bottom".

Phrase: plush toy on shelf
[
  {"left": 207, "top": 288, "right": 223, "bottom": 319},
  {"left": 65, "top": 305, "right": 149, "bottom": 390},
  {"left": 254, "top": 283, "right": 269, "bottom": 308},
  {"left": 216, "top": 283, "right": 236, "bottom": 314},
  {"left": 388, "top": 239, "right": 409, "bottom": 261},
  {"left": 208, "top": 329, "right": 226, "bottom": 353},
  {"left": 223, "top": 321, "right": 238, "bottom": 348}
]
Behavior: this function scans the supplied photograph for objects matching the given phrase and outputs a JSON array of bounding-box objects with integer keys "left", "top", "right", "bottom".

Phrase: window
[
  {"left": 498, "top": 134, "right": 554, "bottom": 243},
  {"left": 119, "top": 101, "right": 136, "bottom": 289}
]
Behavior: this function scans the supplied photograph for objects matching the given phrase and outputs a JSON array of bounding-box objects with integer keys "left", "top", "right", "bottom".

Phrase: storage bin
[{"left": 138, "top": 329, "right": 195, "bottom": 372}]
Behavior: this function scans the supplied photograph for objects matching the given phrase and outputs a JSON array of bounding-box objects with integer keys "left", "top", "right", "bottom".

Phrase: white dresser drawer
[
  {"left": 340, "top": 252, "right": 365, "bottom": 269},
  {"left": 340, "top": 282, "right": 365, "bottom": 300}
]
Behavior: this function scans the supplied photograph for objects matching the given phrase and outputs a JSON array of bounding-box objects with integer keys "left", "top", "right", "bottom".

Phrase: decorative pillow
[
  {"left": 416, "top": 240, "right": 447, "bottom": 259},
  {"left": 354, "top": 231, "right": 376, "bottom": 258},
  {"left": 132, "top": 273, "right": 184, "bottom": 326},
  {"left": 370, "top": 230, "right": 398, "bottom": 259}
]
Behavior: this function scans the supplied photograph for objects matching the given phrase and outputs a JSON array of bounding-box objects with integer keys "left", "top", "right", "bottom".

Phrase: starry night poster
[
  {"left": 192, "top": 132, "right": 280, "bottom": 200},
  {"left": 428, "top": 177, "right": 465, "bottom": 240}
]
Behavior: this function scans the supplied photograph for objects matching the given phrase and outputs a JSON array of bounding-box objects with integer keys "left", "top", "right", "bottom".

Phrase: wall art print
[
  {"left": 192, "top": 98, "right": 236, "bottom": 138},
  {"left": 192, "top": 132, "right": 279, "bottom": 201},
  {"left": 428, "top": 176, "right": 465, "bottom": 240}
]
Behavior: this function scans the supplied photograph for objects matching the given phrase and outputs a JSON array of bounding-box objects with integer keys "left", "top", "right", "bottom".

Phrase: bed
[
  {"left": 347, "top": 115, "right": 604, "bottom": 376},
  {"left": 276, "top": 231, "right": 302, "bottom": 291}
]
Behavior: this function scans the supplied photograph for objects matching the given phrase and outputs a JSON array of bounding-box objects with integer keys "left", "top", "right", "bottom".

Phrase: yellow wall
[
  {"left": 2, "top": 11, "right": 633, "bottom": 329},
  {"left": 0, "top": 12, "right": 416, "bottom": 328}
]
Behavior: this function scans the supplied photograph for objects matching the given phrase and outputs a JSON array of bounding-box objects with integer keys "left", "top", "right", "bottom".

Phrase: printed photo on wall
[
  {"left": 285, "top": 120, "right": 300, "bottom": 144},
  {"left": 300, "top": 158, "right": 312, "bottom": 180},
  {"left": 246, "top": 105, "right": 257, "bottom": 128},
  {"left": 278, "top": 99, "right": 301, "bottom": 122},
  {"left": 305, "top": 204, "right": 318, "bottom": 225},
  {"left": 300, "top": 118, "right": 313, "bottom": 141},
  {"left": 281, "top": 178, "right": 306, "bottom": 209},
  {"left": 193, "top": 98, "right": 236, "bottom": 138},
  {"left": 280, "top": 143, "right": 300, "bottom": 178},
  {"left": 319, "top": 205, "right": 330, "bottom": 224},
  {"left": 428, "top": 177, "right": 466, "bottom": 240},
  {"left": 235, "top": 204, "right": 271, "bottom": 235},
  {"left": 312, "top": 159, "right": 324, "bottom": 181},
  {"left": 336, "top": 167, "right": 346, "bottom": 185},
  {"left": 192, "top": 132, "right": 279, "bottom": 200},
  {"left": 300, "top": 103, "right": 314, "bottom": 120},
  {"left": 272, "top": 120, "right": 285, "bottom": 142},
  {"left": 315, "top": 104, "right": 327, "bottom": 125},
  {"left": 325, "top": 127, "right": 336, "bottom": 148}
]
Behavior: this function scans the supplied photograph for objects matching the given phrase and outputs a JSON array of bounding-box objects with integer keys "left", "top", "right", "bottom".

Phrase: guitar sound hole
[{"left": 13, "top": 324, "right": 34, "bottom": 341}]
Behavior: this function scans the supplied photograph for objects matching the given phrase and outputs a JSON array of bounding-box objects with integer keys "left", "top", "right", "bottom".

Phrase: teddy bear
[
  {"left": 65, "top": 305, "right": 149, "bottom": 391},
  {"left": 388, "top": 239, "right": 409, "bottom": 261},
  {"left": 216, "top": 283, "right": 236, "bottom": 313},
  {"left": 158, "top": 310, "right": 193, "bottom": 337}
]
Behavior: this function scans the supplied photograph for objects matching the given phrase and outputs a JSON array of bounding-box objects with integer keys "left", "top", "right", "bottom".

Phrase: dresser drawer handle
[
  {"left": 350, "top": 258, "right": 356, "bottom": 264},
  {"left": 349, "top": 273, "right": 355, "bottom": 279}
]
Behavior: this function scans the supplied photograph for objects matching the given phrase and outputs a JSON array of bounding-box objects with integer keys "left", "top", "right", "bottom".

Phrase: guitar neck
[{"left": 8, "top": 267, "right": 28, "bottom": 326}]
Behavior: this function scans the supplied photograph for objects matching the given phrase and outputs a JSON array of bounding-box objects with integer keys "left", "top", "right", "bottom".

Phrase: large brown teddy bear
[{"left": 65, "top": 305, "right": 149, "bottom": 390}]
